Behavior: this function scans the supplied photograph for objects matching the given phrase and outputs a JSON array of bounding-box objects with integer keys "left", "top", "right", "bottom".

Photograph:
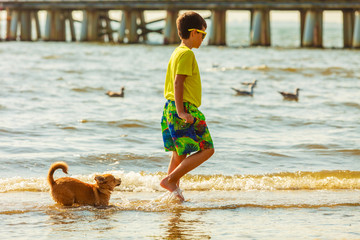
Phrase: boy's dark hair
[{"left": 176, "top": 11, "right": 207, "bottom": 39}]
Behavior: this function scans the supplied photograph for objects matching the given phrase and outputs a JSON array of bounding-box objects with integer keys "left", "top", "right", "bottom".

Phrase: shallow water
[
  {"left": 1, "top": 20, "right": 360, "bottom": 239},
  {"left": 1, "top": 190, "right": 360, "bottom": 239}
]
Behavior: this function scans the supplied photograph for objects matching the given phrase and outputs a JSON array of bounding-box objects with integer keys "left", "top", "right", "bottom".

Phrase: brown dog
[{"left": 48, "top": 161, "right": 121, "bottom": 207}]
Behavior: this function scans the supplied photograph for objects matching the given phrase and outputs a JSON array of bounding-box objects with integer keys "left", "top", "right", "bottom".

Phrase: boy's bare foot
[
  {"left": 160, "top": 176, "right": 184, "bottom": 201},
  {"left": 160, "top": 176, "right": 177, "bottom": 192}
]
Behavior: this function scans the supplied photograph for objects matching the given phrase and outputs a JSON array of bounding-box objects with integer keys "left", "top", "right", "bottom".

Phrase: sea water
[{"left": 0, "top": 15, "right": 360, "bottom": 239}]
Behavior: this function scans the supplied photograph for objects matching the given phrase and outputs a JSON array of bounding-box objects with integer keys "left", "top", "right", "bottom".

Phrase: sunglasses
[{"left": 188, "top": 29, "right": 207, "bottom": 40}]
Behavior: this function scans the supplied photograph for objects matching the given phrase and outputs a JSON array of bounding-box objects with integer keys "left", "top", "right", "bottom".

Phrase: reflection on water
[
  {"left": 42, "top": 205, "right": 213, "bottom": 239},
  {"left": 45, "top": 206, "right": 121, "bottom": 238},
  {"left": 159, "top": 210, "right": 210, "bottom": 240}
]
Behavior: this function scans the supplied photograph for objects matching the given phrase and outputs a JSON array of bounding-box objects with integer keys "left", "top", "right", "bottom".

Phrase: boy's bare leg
[
  {"left": 160, "top": 148, "right": 214, "bottom": 194},
  {"left": 168, "top": 151, "right": 186, "bottom": 175},
  {"left": 167, "top": 151, "right": 186, "bottom": 187}
]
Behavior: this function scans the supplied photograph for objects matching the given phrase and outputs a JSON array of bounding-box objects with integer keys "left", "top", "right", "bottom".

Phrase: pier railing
[{"left": 0, "top": 0, "right": 360, "bottom": 48}]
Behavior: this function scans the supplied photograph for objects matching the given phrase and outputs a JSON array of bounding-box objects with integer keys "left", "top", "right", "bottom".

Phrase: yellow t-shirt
[{"left": 164, "top": 45, "right": 202, "bottom": 107}]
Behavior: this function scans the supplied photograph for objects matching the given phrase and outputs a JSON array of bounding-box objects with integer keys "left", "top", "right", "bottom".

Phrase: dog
[{"left": 47, "top": 161, "right": 121, "bottom": 207}]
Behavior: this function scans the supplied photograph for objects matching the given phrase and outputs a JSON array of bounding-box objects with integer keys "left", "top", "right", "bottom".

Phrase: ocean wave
[
  {"left": 295, "top": 144, "right": 330, "bottom": 150},
  {"left": 324, "top": 101, "right": 360, "bottom": 110},
  {"left": 334, "top": 149, "right": 360, "bottom": 156},
  {"left": 1, "top": 170, "right": 359, "bottom": 193},
  {"left": 208, "top": 64, "right": 354, "bottom": 78},
  {"left": 342, "top": 102, "right": 360, "bottom": 110},
  {"left": 59, "top": 126, "right": 77, "bottom": 130},
  {"left": 42, "top": 55, "right": 61, "bottom": 60},
  {"left": 0, "top": 128, "right": 25, "bottom": 135},
  {"left": 262, "top": 151, "right": 291, "bottom": 158},
  {"left": 71, "top": 86, "right": 106, "bottom": 93},
  {"left": 84, "top": 152, "right": 166, "bottom": 162},
  {"left": 79, "top": 119, "right": 152, "bottom": 129},
  {"left": 207, "top": 64, "right": 269, "bottom": 72}
]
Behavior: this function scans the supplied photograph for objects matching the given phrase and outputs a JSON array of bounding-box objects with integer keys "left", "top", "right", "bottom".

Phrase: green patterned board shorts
[{"left": 161, "top": 100, "right": 214, "bottom": 156}]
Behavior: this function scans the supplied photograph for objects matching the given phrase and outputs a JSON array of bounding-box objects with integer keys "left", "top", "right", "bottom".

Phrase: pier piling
[
  {"left": 20, "top": 10, "right": 31, "bottom": 41},
  {"left": 250, "top": 9, "right": 271, "bottom": 46},
  {"left": 81, "top": 10, "right": 100, "bottom": 41},
  {"left": 67, "top": 11, "right": 76, "bottom": 42},
  {"left": 5, "top": 9, "right": 11, "bottom": 40},
  {"left": 353, "top": 11, "right": 360, "bottom": 48},
  {"left": 7, "top": 10, "right": 41, "bottom": 41},
  {"left": 164, "top": 10, "right": 179, "bottom": 45},
  {"left": 209, "top": 10, "right": 226, "bottom": 45},
  {"left": 118, "top": 10, "right": 145, "bottom": 44},
  {"left": 343, "top": 10, "right": 354, "bottom": 48},
  {"left": 302, "top": 10, "right": 323, "bottom": 47},
  {"left": 8, "top": 10, "right": 19, "bottom": 41},
  {"left": 44, "top": 10, "right": 75, "bottom": 41}
]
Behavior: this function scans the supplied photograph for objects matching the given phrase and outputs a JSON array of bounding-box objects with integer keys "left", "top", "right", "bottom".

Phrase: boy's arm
[{"left": 174, "top": 74, "right": 194, "bottom": 124}]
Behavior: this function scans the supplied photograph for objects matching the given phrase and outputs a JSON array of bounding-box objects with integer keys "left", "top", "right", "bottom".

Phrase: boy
[{"left": 160, "top": 11, "right": 215, "bottom": 201}]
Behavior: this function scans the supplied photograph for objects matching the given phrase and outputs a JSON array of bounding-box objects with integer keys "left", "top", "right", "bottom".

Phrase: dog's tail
[{"left": 47, "top": 161, "right": 68, "bottom": 187}]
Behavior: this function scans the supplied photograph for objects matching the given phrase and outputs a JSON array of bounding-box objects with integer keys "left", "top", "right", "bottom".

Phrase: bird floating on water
[
  {"left": 106, "top": 87, "right": 125, "bottom": 97},
  {"left": 241, "top": 79, "right": 257, "bottom": 87},
  {"left": 278, "top": 88, "right": 301, "bottom": 101},
  {"left": 212, "top": 63, "right": 220, "bottom": 68},
  {"left": 231, "top": 84, "right": 255, "bottom": 97}
]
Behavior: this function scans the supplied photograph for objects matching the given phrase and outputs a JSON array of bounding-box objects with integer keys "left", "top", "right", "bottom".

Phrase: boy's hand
[{"left": 178, "top": 112, "right": 194, "bottom": 124}]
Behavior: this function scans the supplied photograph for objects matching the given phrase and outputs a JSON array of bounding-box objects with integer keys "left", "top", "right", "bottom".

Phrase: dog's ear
[{"left": 95, "top": 175, "right": 105, "bottom": 184}]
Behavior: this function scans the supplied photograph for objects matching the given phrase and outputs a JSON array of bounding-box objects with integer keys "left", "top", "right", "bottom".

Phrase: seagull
[
  {"left": 106, "top": 86, "right": 125, "bottom": 97},
  {"left": 241, "top": 79, "right": 257, "bottom": 87},
  {"left": 231, "top": 84, "right": 255, "bottom": 97},
  {"left": 212, "top": 63, "right": 220, "bottom": 68},
  {"left": 278, "top": 88, "right": 301, "bottom": 101}
]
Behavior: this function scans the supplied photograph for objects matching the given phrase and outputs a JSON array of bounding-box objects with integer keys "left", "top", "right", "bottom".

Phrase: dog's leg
[
  {"left": 93, "top": 187, "right": 100, "bottom": 206},
  {"left": 54, "top": 190, "right": 75, "bottom": 206}
]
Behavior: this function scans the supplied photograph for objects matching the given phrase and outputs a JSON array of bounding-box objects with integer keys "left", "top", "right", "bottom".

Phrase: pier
[{"left": 0, "top": 0, "right": 360, "bottom": 48}]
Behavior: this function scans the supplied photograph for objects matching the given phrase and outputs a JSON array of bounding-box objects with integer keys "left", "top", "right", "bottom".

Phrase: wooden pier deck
[
  {"left": 0, "top": 0, "right": 360, "bottom": 48},
  {"left": 1, "top": 0, "right": 360, "bottom": 10}
]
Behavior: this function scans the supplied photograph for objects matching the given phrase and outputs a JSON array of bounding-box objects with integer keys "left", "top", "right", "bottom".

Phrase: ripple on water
[
  {"left": 71, "top": 86, "right": 106, "bottom": 93},
  {"left": 295, "top": 144, "right": 330, "bottom": 150},
  {"left": 342, "top": 102, "right": 360, "bottom": 110},
  {"left": 262, "top": 151, "right": 292, "bottom": 158},
  {"left": 79, "top": 119, "right": 154, "bottom": 129}
]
